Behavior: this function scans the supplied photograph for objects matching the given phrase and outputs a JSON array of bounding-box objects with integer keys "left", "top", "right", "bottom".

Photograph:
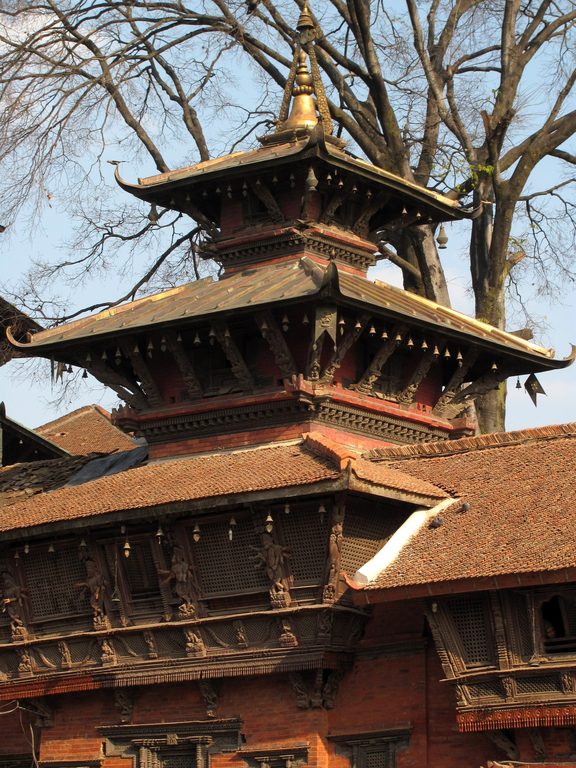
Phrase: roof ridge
[
  {"left": 303, "top": 431, "right": 358, "bottom": 471},
  {"left": 38, "top": 404, "right": 109, "bottom": 431},
  {"left": 364, "top": 422, "right": 576, "bottom": 461}
]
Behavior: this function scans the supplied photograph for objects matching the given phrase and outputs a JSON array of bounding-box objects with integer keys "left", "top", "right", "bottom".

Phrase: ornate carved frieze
[{"left": 205, "top": 229, "right": 376, "bottom": 271}]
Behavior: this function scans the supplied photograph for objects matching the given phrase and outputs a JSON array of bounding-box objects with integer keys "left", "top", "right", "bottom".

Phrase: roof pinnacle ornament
[
  {"left": 266, "top": 2, "right": 335, "bottom": 142},
  {"left": 283, "top": 50, "right": 318, "bottom": 131}
]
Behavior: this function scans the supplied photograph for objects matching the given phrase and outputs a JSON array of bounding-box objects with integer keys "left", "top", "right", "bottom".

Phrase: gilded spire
[
  {"left": 267, "top": 2, "right": 334, "bottom": 140},
  {"left": 283, "top": 50, "right": 318, "bottom": 131}
]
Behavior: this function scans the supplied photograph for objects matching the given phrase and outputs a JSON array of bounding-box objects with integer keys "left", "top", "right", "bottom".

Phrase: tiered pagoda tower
[{"left": 8, "top": 11, "right": 572, "bottom": 458}]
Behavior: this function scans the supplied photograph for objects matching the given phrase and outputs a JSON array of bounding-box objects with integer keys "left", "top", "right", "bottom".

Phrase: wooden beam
[
  {"left": 84, "top": 358, "right": 147, "bottom": 410},
  {"left": 214, "top": 324, "right": 255, "bottom": 392},
  {"left": 255, "top": 312, "right": 297, "bottom": 380},
  {"left": 352, "top": 192, "right": 389, "bottom": 237},
  {"left": 320, "top": 189, "right": 346, "bottom": 225},
  {"left": 249, "top": 181, "right": 284, "bottom": 223},
  {"left": 165, "top": 333, "right": 203, "bottom": 399},
  {"left": 435, "top": 367, "right": 509, "bottom": 420}
]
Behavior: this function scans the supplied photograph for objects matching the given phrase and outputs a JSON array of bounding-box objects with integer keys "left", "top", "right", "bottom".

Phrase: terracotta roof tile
[
  {"left": 0, "top": 444, "right": 341, "bottom": 533},
  {"left": 364, "top": 423, "right": 576, "bottom": 591},
  {"left": 37, "top": 405, "right": 137, "bottom": 455}
]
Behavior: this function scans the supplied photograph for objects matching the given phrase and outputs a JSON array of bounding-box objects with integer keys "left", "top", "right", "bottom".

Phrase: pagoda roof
[
  {"left": 354, "top": 422, "right": 576, "bottom": 600},
  {"left": 115, "top": 133, "right": 476, "bottom": 225},
  {"left": 0, "top": 435, "right": 445, "bottom": 538},
  {"left": 8, "top": 257, "right": 573, "bottom": 372}
]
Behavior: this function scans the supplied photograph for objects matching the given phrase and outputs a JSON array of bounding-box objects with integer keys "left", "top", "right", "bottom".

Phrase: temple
[{"left": 1, "top": 7, "right": 576, "bottom": 768}]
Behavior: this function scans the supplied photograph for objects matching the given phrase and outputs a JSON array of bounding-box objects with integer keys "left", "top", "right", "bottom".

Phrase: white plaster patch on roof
[{"left": 353, "top": 497, "right": 457, "bottom": 586}]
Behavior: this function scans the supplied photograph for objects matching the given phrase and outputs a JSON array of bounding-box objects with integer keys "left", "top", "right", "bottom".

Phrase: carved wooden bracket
[
  {"left": 249, "top": 180, "right": 284, "bottom": 223},
  {"left": 396, "top": 348, "right": 435, "bottom": 405},
  {"left": 166, "top": 333, "right": 203, "bottom": 398},
  {"left": 256, "top": 311, "right": 297, "bottom": 380},
  {"left": 289, "top": 667, "right": 344, "bottom": 710},
  {"left": 121, "top": 342, "right": 163, "bottom": 408},
  {"left": 352, "top": 325, "right": 407, "bottom": 395},
  {"left": 320, "top": 313, "right": 371, "bottom": 384},
  {"left": 214, "top": 324, "right": 255, "bottom": 392},
  {"left": 433, "top": 367, "right": 508, "bottom": 420},
  {"left": 432, "top": 349, "right": 478, "bottom": 418}
]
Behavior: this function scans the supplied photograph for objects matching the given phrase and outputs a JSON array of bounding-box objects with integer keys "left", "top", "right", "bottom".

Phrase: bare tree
[{"left": 0, "top": 0, "right": 575, "bottom": 432}]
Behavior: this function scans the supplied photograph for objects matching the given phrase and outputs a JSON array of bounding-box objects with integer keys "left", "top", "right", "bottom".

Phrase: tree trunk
[{"left": 470, "top": 181, "right": 514, "bottom": 433}]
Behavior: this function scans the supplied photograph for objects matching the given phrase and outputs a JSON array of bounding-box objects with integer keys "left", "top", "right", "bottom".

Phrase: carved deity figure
[
  {"left": 323, "top": 509, "right": 344, "bottom": 603},
  {"left": 251, "top": 532, "right": 291, "bottom": 595},
  {"left": 160, "top": 544, "right": 197, "bottom": 617},
  {"left": 1, "top": 570, "right": 28, "bottom": 636},
  {"left": 76, "top": 556, "right": 106, "bottom": 618},
  {"left": 184, "top": 628, "right": 206, "bottom": 658},
  {"left": 100, "top": 638, "right": 117, "bottom": 666}
]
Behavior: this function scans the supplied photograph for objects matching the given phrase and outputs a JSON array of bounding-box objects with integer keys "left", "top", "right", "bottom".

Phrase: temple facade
[{"left": 1, "top": 7, "right": 576, "bottom": 768}]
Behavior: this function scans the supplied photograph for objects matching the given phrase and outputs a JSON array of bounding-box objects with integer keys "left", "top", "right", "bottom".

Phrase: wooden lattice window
[
  {"left": 23, "top": 545, "right": 90, "bottom": 622},
  {"left": 277, "top": 504, "right": 328, "bottom": 586},
  {"left": 120, "top": 537, "right": 163, "bottom": 614},
  {"left": 340, "top": 505, "right": 409, "bottom": 577},
  {"left": 191, "top": 517, "right": 267, "bottom": 598},
  {"left": 445, "top": 594, "right": 494, "bottom": 667},
  {"left": 541, "top": 592, "right": 576, "bottom": 654}
]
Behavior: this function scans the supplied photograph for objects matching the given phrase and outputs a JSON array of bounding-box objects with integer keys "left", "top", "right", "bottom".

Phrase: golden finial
[
  {"left": 297, "top": 2, "right": 314, "bottom": 32},
  {"left": 283, "top": 50, "right": 318, "bottom": 131},
  {"left": 261, "top": 2, "right": 336, "bottom": 143}
]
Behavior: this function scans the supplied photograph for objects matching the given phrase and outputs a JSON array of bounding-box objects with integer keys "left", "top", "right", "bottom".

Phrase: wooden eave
[
  {"left": 115, "top": 137, "right": 477, "bottom": 226},
  {"left": 352, "top": 567, "right": 576, "bottom": 606},
  {"left": 7, "top": 260, "right": 573, "bottom": 376},
  {"left": 0, "top": 473, "right": 441, "bottom": 543}
]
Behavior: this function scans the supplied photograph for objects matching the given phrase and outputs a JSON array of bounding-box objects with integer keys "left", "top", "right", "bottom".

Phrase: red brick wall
[{"left": 0, "top": 708, "right": 34, "bottom": 756}]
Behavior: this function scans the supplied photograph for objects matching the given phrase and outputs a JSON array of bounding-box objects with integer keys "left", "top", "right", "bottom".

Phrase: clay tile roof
[
  {"left": 0, "top": 443, "right": 342, "bottom": 533},
  {"left": 37, "top": 405, "right": 137, "bottom": 455},
  {"left": 362, "top": 423, "right": 576, "bottom": 591}
]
